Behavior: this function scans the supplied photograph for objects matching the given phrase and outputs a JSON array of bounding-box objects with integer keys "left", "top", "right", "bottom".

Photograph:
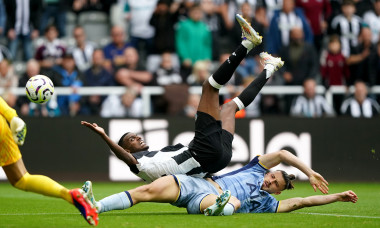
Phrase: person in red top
[
  {"left": 296, "top": 0, "right": 332, "bottom": 53},
  {"left": 321, "top": 34, "right": 350, "bottom": 112}
]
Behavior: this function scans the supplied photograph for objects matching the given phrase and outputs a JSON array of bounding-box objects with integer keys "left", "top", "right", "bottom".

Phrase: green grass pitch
[{"left": 0, "top": 181, "right": 379, "bottom": 228}]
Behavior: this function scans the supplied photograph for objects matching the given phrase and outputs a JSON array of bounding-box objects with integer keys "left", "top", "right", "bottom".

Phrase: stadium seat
[
  {"left": 78, "top": 11, "right": 110, "bottom": 44},
  {"left": 65, "top": 12, "right": 77, "bottom": 38}
]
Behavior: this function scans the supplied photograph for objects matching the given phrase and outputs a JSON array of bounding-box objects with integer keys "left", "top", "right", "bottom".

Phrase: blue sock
[{"left": 98, "top": 191, "right": 133, "bottom": 213}]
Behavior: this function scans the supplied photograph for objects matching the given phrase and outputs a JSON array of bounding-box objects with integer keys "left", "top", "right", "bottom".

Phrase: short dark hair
[
  {"left": 279, "top": 170, "right": 296, "bottom": 190},
  {"left": 118, "top": 132, "right": 131, "bottom": 147}
]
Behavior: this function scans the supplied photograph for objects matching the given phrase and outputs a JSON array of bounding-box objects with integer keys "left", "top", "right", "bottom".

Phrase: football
[{"left": 25, "top": 75, "right": 55, "bottom": 104}]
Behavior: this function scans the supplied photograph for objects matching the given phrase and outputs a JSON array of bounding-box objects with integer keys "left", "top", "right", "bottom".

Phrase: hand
[
  {"left": 10, "top": 117, "right": 27, "bottom": 146},
  {"left": 309, "top": 172, "right": 329, "bottom": 194},
  {"left": 338, "top": 190, "right": 358, "bottom": 203},
  {"left": 81, "top": 121, "right": 106, "bottom": 136}
]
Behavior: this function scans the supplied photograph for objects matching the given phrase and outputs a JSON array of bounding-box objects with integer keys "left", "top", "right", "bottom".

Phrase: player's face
[
  {"left": 261, "top": 171, "right": 286, "bottom": 194},
  {"left": 123, "top": 133, "right": 149, "bottom": 153}
]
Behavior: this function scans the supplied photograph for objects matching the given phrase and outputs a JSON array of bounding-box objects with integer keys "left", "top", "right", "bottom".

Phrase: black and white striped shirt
[
  {"left": 128, "top": 144, "right": 207, "bottom": 183},
  {"left": 291, "top": 95, "right": 335, "bottom": 117},
  {"left": 340, "top": 97, "right": 380, "bottom": 118},
  {"left": 331, "top": 14, "right": 362, "bottom": 57}
]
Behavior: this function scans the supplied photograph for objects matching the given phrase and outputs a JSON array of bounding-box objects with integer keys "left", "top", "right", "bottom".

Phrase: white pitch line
[{"left": 294, "top": 212, "right": 380, "bottom": 219}]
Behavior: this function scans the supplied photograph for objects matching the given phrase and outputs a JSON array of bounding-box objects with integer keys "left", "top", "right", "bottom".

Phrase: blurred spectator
[
  {"left": 346, "top": 26, "right": 377, "bottom": 85},
  {"left": 100, "top": 88, "right": 143, "bottom": 118},
  {"left": 278, "top": 27, "right": 319, "bottom": 86},
  {"left": 341, "top": 80, "right": 380, "bottom": 117},
  {"left": 72, "top": 0, "right": 105, "bottom": 15},
  {"left": 103, "top": 25, "right": 131, "bottom": 72},
  {"left": 39, "top": 0, "right": 68, "bottom": 37},
  {"left": 183, "top": 93, "right": 200, "bottom": 118},
  {"left": 114, "top": 58, "right": 152, "bottom": 92},
  {"left": 53, "top": 52, "right": 83, "bottom": 116},
  {"left": 149, "top": 0, "right": 180, "bottom": 54},
  {"left": 34, "top": 25, "right": 66, "bottom": 70},
  {"left": 83, "top": 49, "right": 114, "bottom": 87},
  {"left": 186, "top": 60, "right": 211, "bottom": 86},
  {"left": 295, "top": 0, "right": 332, "bottom": 53},
  {"left": 114, "top": 46, "right": 153, "bottom": 88},
  {"left": 290, "top": 78, "right": 335, "bottom": 117},
  {"left": 320, "top": 35, "right": 350, "bottom": 112},
  {"left": 69, "top": 26, "right": 97, "bottom": 72},
  {"left": 266, "top": 0, "right": 313, "bottom": 55},
  {"left": 330, "top": 0, "right": 362, "bottom": 57},
  {"left": 80, "top": 49, "right": 114, "bottom": 115},
  {"left": 262, "top": 0, "right": 283, "bottom": 22},
  {"left": 4, "top": 0, "right": 42, "bottom": 61},
  {"left": 321, "top": 35, "right": 350, "bottom": 87},
  {"left": 0, "top": 59, "right": 18, "bottom": 107},
  {"left": 0, "top": 0, "right": 5, "bottom": 39},
  {"left": 363, "top": 0, "right": 380, "bottom": 45},
  {"left": 175, "top": 4, "right": 212, "bottom": 78},
  {"left": 151, "top": 52, "right": 183, "bottom": 86},
  {"left": 201, "top": 0, "right": 225, "bottom": 61},
  {"left": 16, "top": 59, "right": 61, "bottom": 116},
  {"left": 124, "top": 0, "right": 158, "bottom": 57},
  {"left": 374, "top": 40, "right": 380, "bottom": 85}
]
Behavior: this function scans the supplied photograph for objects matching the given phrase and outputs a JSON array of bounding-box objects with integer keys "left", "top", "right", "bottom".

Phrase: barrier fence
[
  {"left": 0, "top": 116, "right": 379, "bottom": 182},
  {"left": 2, "top": 85, "right": 380, "bottom": 117}
]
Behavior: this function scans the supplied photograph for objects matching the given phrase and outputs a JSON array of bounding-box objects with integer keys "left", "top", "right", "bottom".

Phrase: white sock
[
  {"left": 98, "top": 191, "right": 133, "bottom": 213},
  {"left": 242, "top": 40, "right": 254, "bottom": 54},
  {"left": 264, "top": 64, "right": 275, "bottom": 79},
  {"left": 208, "top": 75, "right": 222, "bottom": 89},
  {"left": 222, "top": 203, "right": 235, "bottom": 216},
  {"left": 233, "top": 97, "right": 245, "bottom": 111}
]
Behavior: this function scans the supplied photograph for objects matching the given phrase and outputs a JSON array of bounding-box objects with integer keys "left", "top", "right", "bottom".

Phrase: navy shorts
[{"left": 189, "top": 111, "right": 233, "bottom": 173}]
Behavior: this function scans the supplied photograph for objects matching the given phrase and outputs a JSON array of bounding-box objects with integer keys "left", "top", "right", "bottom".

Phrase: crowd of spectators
[{"left": 0, "top": 0, "right": 380, "bottom": 118}]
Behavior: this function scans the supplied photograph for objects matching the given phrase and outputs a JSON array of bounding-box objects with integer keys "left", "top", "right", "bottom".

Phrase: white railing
[{"left": 2, "top": 85, "right": 380, "bottom": 117}]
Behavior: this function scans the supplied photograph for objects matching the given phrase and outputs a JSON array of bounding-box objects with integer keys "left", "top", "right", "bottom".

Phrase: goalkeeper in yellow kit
[{"left": 0, "top": 97, "right": 98, "bottom": 226}]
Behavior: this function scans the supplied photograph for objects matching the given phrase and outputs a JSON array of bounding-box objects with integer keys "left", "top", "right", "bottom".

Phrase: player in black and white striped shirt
[{"left": 82, "top": 14, "right": 284, "bottom": 183}]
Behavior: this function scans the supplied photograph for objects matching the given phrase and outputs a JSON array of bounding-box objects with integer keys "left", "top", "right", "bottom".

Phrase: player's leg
[
  {"left": 0, "top": 103, "right": 98, "bottom": 225},
  {"left": 202, "top": 191, "right": 241, "bottom": 216},
  {"left": 221, "top": 52, "right": 284, "bottom": 134},
  {"left": 94, "top": 176, "right": 179, "bottom": 213},
  {"left": 197, "top": 14, "right": 262, "bottom": 120}
]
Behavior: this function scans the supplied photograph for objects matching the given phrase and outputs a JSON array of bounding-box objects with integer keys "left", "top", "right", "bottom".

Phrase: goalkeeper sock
[
  {"left": 98, "top": 191, "right": 133, "bottom": 213},
  {"left": 14, "top": 172, "right": 72, "bottom": 203}
]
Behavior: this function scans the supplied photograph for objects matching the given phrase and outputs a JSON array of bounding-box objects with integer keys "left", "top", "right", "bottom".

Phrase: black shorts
[{"left": 188, "top": 111, "right": 233, "bottom": 173}]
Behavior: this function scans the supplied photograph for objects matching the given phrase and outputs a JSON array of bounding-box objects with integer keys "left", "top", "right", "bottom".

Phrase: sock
[
  {"left": 98, "top": 191, "right": 133, "bottom": 213},
  {"left": 242, "top": 39, "right": 254, "bottom": 53},
  {"left": 222, "top": 203, "right": 235, "bottom": 216},
  {"left": 209, "top": 44, "right": 248, "bottom": 89},
  {"left": 14, "top": 172, "right": 72, "bottom": 203},
  {"left": 236, "top": 70, "right": 269, "bottom": 109},
  {"left": 0, "top": 97, "right": 17, "bottom": 123},
  {"left": 264, "top": 64, "right": 275, "bottom": 79}
]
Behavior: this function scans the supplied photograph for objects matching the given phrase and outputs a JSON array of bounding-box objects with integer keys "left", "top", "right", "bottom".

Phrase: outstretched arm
[
  {"left": 81, "top": 121, "right": 138, "bottom": 165},
  {"left": 277, "top": 190, "right": 358, "bottom": 213},
  {"left": 259, "top": 150, "right": 329, "bottom": 194}
]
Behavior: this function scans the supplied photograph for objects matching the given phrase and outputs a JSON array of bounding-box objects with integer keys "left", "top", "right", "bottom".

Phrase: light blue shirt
[{"left": 213, "top": 156, "right": 279, "bottom": 213}]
